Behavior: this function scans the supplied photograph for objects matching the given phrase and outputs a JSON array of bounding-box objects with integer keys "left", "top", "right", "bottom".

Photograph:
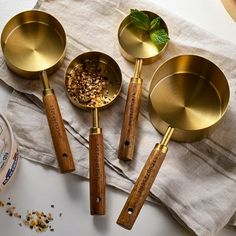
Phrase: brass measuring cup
[
  {"left": 117, "top": 55, "right": 230, "bottom": 229},
  {"left": 1, "top": 10, "right": 75, "bottom": 173},
  {"left": 65, "top": 51, "right": 122, "bottom": 215},
  {"left": 117, "top": 11, "right": 169, "bottom": 161}
]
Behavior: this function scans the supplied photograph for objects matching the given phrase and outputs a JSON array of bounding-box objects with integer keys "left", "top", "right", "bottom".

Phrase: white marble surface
[{"left": 0, "top": 0, "right": 235, "bottom": 235}]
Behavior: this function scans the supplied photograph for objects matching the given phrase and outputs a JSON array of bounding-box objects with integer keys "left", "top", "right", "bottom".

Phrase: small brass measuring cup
[
  {"left": 117, "top": 55, "right": 230, "bottom": 229},
  {"left": 1, "top": 10, "right": 75, "bottom": 173},
  {"left": 117, "top": 11, "right": 169, "bottom": 161},
  {"left": 65, "top": 51, "right": 122, "bottom": 215}
]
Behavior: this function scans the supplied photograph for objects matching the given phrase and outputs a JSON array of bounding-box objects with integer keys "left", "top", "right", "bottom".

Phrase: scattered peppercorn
[
  {"left": 6, "top": 206, "right": 18, "bottom": 217},
  {"left": 22, "top": 210, "right": 55, "bottom": 233},
  {"left": 0, "top": 199, "right": 62, "bottom": 233}
]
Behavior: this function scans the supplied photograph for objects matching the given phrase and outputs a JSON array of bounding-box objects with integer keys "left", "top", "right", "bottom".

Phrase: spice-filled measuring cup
[
  {"left": 117, "top": 55, "right": 230, "bottom": 229},
  {"left": 1, "top": 10, "right": 75, "bottom": 173},
  {"left": 118, "top": 11, "right": 169, "bottom": 161},
  {"left": 65, "top": 51, "right": 122, "bottom": 215}
]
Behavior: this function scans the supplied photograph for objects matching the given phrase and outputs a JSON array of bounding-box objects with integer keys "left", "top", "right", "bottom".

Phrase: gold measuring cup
[
  {"left": 1, "top": 10, "right": 75, "bottom": 173},
  {"left": 118, "top": 11, "right": 169, "bottom": 161},
  {"left": 117, "top": 55, "right": 230, "bottom": 229},
  {"left": 65, "top": 51, "right": 122, "bottom": 215}
]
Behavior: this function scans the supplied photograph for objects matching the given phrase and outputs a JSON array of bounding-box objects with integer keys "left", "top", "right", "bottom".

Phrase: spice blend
[
  {"left": 0, "top": 198, "right": 60, "bottom": 233},
  {"left": 66, "top": 60, "right": 114, "bottom": 107}
]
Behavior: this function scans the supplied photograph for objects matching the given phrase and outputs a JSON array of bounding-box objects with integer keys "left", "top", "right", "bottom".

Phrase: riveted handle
[
  {"left": 118, "top": 79, "right": 142, "bottom": 161},
  {"left": 89, "top": 130, "right": 106, "bottom": 215},
  {"left": 117, "top": 144, "right": 167, "bottom": 229},
  {"left": 43, "top": 93, "right": 75, "bottom": 173}
]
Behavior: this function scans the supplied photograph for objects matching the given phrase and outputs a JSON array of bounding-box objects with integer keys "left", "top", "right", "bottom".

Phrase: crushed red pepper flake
[{"left": 66, "top": 61, "right": 113, "bottom": 108}]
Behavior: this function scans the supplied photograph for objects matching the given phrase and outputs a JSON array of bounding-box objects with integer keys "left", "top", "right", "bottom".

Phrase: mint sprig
[
  {"left": 150, "top": 17, "right": 161, "bottom": 31},
  {"left": 130, "top": 9, "right": 169, "bottom": 47},
  {"left": 150, "top": 29, "right": 169, "bottom": 46},
  {"left": 130, "top": 9, "right": 150, "bottom": 31}
]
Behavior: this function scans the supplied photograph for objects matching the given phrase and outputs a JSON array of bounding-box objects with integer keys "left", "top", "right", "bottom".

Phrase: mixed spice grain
[
  {"left": 0, "top": 198, "right": 61, "bottom": 233},
  {"left": 66, "top": 60, "right": 113, "bottom": 107}
]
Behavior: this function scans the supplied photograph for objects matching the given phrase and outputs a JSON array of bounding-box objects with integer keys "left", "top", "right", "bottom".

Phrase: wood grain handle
[
  {"left": 118, "top": 78, "right": 143, "bottom": 161},
  {"left": 117, "top": 144, "right": 167, "bottom": 229},
  {"left": 43, "top": 92, "right": 75, "bottom": 173},
  {"left": 89, "top": 130, "right": 106, "bottom": 215}
]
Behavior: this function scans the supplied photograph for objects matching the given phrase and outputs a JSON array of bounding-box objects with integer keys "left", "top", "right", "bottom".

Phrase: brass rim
[
  {"left": 1, "top": 10, "right": 66, "bottom": 77},
  {"left": 118, "top": 11, "right": 169, "bottom": 64},
  {"left": 65, "top": 51, "right": 122, "bottom": 110},
  {"left": 149, "top": 54, "right": 230, "bottom": 141}
]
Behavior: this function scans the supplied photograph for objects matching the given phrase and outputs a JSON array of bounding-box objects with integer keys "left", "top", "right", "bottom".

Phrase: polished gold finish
[
  {"left": 221, "top": 0, "right": 236, "bottom": 21},
  {"left": 65, "top": 51, "right": 122, "bottom": 132},
  {"left": 41, "top": 71, "right": 54, "bottom": 96},
  {"left": 133, "top": 59, "right": 143, "bottom": 78},
  {"left": 117, "top": 11, "right": 169, "bottom": 161},
  {"left": 155, "top": 144, "right": 168, "bottom": 153},
  {"left": 41, "top": 71, "right": 51, "bottom": 90},
  {"left": 1, "top": 10, "right": 76, "bottom": 173},
  {"left": 131, "top": 77, "right": 142, "bottom": 84},
  {"left": 90, "top": 127, "right": 102, "bottom": 134},
  {"left": 116, "top": 55, "right": 230, "bottom": 230},
  {"left": 149, "top": 55, "right": 230, "bottom": 142},
  {"left": 65, "top": 51, "right": 122, "bottom": 112},
  {"left": 1, "top": 10, "right": 66, "bottom": 78},
  {"left": 65, "top": 51, "right": 122, "bottom": 215},
  {"left": 43, "top": 88, "right": 54, "bottom": 96},
  {"left": 118, "top": 11, "right": 169, "bottom": 64},
  {"left": 160, "top": 127, "right": 174, "bottom": 146},
  {"left": 92, "top": 108, "right": 99, "bottom": 128}
]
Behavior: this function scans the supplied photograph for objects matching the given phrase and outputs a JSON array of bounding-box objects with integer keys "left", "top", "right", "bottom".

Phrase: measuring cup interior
[
  {"left": 118, "top": 11, "right": 168, "bottom": 63},
  {"left": 149, "top": 55, "right": 229, "bottom": 141},
  {"left": 1, "top": 10, "right": 66, "bottom": 77},
  {"left": 65, "top": 51, "right": 122, "bottom": 110}
]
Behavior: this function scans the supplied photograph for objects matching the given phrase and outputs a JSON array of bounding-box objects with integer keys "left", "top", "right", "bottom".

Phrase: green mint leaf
[
  {"left": 130, "top": 9, "right": 150, "bottom": 31},
  {"left": 150, "top": 17, "right": 161, "bottom": 31},
  {"left": 150, "top": 29, "right": 169, "bottom": 46}
]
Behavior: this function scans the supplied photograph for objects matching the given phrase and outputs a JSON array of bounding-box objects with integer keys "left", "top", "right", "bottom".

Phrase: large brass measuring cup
[
  {"left": 117, "top": 55, "right": 230, "bottom": 229},
  {"left": 118, "top": 11, "right": 168, "bottom": 161},
  {"left": 65, "top": 51, "right": 122, "bottom": 215},
  {"left": 1, "top": 10, "right": 75, "bottom": 173}
]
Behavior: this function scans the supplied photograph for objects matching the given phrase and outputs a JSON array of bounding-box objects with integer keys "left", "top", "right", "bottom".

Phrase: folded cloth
[
  {"left": 6, "top": 90, "right": 135, "bottom": 194},
  {"left": 1, "top": 0, "right": 236, "bottom": 235}
]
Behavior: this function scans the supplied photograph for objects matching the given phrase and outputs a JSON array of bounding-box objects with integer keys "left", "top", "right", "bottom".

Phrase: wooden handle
[
  {"left": 118, "top": 79, "right": 143, "bottom": 161},
  {"left": 43, "top": 93, "right": 75, "bottom": 173},
  {"left": 89, "top": 130, "right": 106, "bottom": 215},
  {"left": 117, "top": 144, "right": 167, "bottom": 229}
]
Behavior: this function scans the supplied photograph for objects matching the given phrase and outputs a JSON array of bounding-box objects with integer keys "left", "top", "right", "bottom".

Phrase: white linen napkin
[{"left": 1, "top": 0, "right": 236, "bottom": 235}]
